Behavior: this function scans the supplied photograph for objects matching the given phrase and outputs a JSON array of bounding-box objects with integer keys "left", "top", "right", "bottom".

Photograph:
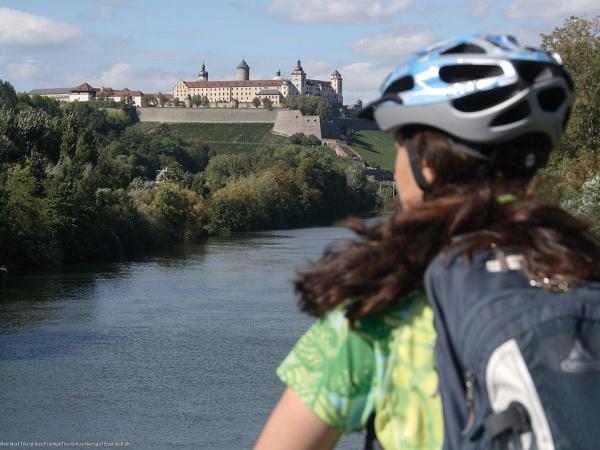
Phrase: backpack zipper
[{"left": 464, "top": 370, "right": 476, "bottom": 432}]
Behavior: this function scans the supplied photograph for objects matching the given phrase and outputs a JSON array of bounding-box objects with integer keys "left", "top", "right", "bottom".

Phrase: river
[{"left": 0, "top": 225, "right": 365, "bottom": 449}]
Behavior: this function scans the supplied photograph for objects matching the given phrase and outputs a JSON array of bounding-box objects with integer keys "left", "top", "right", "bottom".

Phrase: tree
[
  {"left": 541, "top": 16, "right": 600, "bottom": 158},
  {"left": 157, "top": 92, "right": 168, "bottom": 107},
  {"left": 289, "top": 133, "right": 321, "bottom": 146},
  {"left": 0, "top": 80, "right": 17, "bottom": 109},
  {"left": 191, "top": 94, "right": 202, "bottom": 108},
  {"left": 200, "top": 96, "right": 210, "bottom": 108},
  {"left": 0, "top": 163, "right": 56, "bottom": 270},
  {"left": 262, "top": 97, "right": 273, "bottom": 109},
  {"left": 282, "top": 95, "right": 335, "bottom": 120},
  {"left": 119, "top": 96, "right": 139, "bottom": 123},
  {"left": 252, "top": 97, "right": 261, "bottom": 108}
]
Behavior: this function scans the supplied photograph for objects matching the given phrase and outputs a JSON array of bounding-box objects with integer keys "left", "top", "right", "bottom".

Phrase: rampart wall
[
  {"left": 136, "top": 108, "right": 378, "bottom": 140},
  {"left": 137, "top": 108, "right": 278, "bottom": 123},
  {"left": 272, "top": 109, "right": 323, "bottom": 139}
]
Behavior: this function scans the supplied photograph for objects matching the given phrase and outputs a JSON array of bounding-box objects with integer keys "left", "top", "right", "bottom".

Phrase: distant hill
[{"left": 345, "top": 130, "right": 396, "bottom": 171}]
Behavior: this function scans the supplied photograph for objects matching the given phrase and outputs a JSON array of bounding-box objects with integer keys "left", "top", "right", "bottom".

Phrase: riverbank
[{"left": 0, "top": 93, "right": 382, "bottom": 276}]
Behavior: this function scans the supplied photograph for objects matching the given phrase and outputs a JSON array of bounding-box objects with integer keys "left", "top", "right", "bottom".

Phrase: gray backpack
[{"left": 425, "top": 248, "right": 600, "bottom": 450}]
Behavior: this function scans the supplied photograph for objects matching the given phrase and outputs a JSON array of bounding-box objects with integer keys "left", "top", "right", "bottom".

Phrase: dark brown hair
[{"left": 296, "top": 130, "right": 600, "bottom": 323}]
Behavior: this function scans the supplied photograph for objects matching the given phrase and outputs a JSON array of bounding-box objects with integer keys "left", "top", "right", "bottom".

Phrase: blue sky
[{"left": 1, "top": 0, "right": 598, "bottom": 102}]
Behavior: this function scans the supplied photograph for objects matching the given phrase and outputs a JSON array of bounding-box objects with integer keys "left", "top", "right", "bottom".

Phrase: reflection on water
[{"left": 0, "top": 226, "right": 363, "bottom": 450}]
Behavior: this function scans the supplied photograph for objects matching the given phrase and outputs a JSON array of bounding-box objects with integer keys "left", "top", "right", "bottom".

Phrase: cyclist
[{"left": 256, "top": 34, "right": 598, "bottom": 449}]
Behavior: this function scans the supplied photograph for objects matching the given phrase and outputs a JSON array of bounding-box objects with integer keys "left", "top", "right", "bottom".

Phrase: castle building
[
  {"left": 29, "top": 82, "right": 144, "bottom": 106},
  {"left": 173, "top": 60, "right": 342, "bottom": 107}
]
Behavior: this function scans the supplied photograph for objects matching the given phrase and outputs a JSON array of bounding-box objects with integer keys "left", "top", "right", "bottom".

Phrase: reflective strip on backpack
[{"left": 486, "top": 339, "right": 555, "bottom": 449}]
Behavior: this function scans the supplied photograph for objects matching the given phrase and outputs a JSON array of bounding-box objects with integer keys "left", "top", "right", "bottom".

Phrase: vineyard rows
[{"left": 136, "top": 122, "right": 289, "bottom": 145}]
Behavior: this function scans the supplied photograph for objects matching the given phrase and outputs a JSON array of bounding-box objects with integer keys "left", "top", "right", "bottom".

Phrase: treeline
[
  {"left": 0, "top": 87, "right": 377, "bottom": 273},
  {"left": 538, "top": 16, "right": 600, "bottom": 234},
  {"left": 281, "top": 96, "right": 336, "bottom": 121}
]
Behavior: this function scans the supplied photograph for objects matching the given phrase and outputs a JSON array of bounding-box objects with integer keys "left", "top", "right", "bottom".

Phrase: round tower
[
  {"left": 331, "top": 70, "right": 342, "bottom": 104},
  {"left": 291, "top": 60, "right": 306, "bottom": 95},
  {"left": 237, "top": 59, "right": 250, "bottom": 81},
  {"left": 198, "top": 61, "right": 208, "bottom": 81}
]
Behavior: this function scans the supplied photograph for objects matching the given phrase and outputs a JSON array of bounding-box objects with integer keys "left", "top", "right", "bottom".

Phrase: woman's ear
[{"left": 422, "top": 163, "right": 435, "bottom": 185}]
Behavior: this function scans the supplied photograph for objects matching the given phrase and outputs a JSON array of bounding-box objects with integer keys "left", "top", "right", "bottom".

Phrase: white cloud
[
  {"left": 267, "top": 0, "right": 411, "bottom": 22},
  {"left": 98, "top": 63, "right": 134, "bottom": 88},
  {"left": 0, "top": 7, "right": 83, "bottom": 51},
  {"left": 336, "top": 61, "right": 394, "bottom": 103},
  {"left": 351, "top": 30, "right": 436, "bottom": 57},
  {"left": 80, "top": 0, "right": 129, "bottom": 20},
  {"left": 504, "top": 0, "right": 600, "bottom": 19},
  {"left": 7, "top": 59, "right": 46, "bottom": 81},
  {"left": 471, "top": 0, "right": 493, "bottom": 17}
]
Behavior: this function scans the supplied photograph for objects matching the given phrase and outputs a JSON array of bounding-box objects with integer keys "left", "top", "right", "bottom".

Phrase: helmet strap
[{"left": 404, "top": 139, "right": 431, "bottom": 192}]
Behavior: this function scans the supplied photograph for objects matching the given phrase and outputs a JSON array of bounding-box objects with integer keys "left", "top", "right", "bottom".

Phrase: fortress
[{"left": 173, "top": 60, "right": 342, "bottom": 108}]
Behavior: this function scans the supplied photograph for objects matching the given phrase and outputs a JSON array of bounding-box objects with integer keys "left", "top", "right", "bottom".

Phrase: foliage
[
  {"left": 536, "top": 16, "right": 600, "bottom": 230},
  {"left": 0, "top": 163, "right": 56, "bottom": 270},
  {"left": 541, "top": 16, "right": 600, "bottom": 159},
  {"left": 289, "top": 133, "right": 321, "bottom": 146},
  {"left": 561, "top": 174, "right": 600, "bottom": 235},
  {"left": 282, "top": 96, "right": 335, "bottom": 121},
  {"left": 252, "top": 97, "right": 261, "bottom": 108},
  {"left": 0, "top": 80, "right": 17, "bottom": 109},
  {"left": 0, "top": 78, "right": 378, "bottom": 273},
  {"left": 262, "top": 97, "right": 273, "bottom": 109}
]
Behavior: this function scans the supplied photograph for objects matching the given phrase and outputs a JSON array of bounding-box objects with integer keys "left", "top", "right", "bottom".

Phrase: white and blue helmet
[{"left": 360, "top": 34, "right": 574, "bottom": 171}]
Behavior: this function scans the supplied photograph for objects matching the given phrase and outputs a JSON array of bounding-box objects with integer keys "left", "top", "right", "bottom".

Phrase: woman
[{"left": 256, "top": 35, "right": 599, "bottom": 449}]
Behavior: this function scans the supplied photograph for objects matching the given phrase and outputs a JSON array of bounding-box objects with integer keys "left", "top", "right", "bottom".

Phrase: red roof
[
  {"left": 112, "top": 88, "right": 143, "bottom": 97},
  {"left": 183, "top": 80, "right": 284, "bottom": 88},
  {"left": 71, "top": 82, "right": 96, "bottom": 93}
]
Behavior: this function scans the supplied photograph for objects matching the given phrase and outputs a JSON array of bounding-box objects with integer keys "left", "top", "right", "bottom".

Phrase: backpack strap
[
  {"left": 484, "top": 401, "right": 531, "bottom": 439},
  {"left": 364, "top": 413, "right": 383, "bottom": 450}
]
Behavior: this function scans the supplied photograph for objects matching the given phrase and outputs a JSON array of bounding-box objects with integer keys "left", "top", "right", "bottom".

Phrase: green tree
[
  {"left": 200, "top": 95, "right": 210, "bottom": 108},
  {"left": 262, "top": 97, "right": 273, "bottom": 109},
  {"left": 541, "top": 16, "right": 600, "bottom": 159},
  {"left": 191, "top": 94, "right": 202, "bottom": 108},
  {"left": 282, "top": 96, "right": 335, "bottom": 120},
  {"left": 0, "top": 80, "right": 17, "bottom": 109},
  {"left": 204, "top": 153, "right": 254, "bottom": 191},
  {"left": 0, "top": 163, "right": 56, "bottom": 270},
  {"left": 210, "top": 181, "right": 263, "bottom": 232},
  {"left": 252, "top": 97, "right": 261, "bottom": 108}
]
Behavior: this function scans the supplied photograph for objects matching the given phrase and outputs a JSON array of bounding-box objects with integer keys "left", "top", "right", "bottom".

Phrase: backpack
[{"left": 425, "top": 248, "right": 600, "bottom": 450}]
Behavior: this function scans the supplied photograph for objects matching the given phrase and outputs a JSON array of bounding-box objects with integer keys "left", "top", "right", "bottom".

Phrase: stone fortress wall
[
  {"left": 137, "top": 108, "right": 278, "bottom": 123},
  {"left": 136, "top": 107, "right": 378, "bottom": 139},
  {"left": 272, "top": 110, "right": 323, "bottom": 138}
]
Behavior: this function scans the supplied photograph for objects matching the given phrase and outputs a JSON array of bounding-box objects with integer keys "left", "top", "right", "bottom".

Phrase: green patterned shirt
[{"left": 277, "top": 292, "right": 443, "bottom": 450}]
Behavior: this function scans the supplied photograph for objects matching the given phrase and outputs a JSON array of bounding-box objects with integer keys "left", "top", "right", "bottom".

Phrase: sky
[{"left": 1, "top": 0, "right": 598, "bottom": 103}]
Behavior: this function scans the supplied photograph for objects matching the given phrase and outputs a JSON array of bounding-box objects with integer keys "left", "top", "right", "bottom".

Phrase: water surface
[{"left": 0, "top": 226, "right": 364, "bottom": 449}]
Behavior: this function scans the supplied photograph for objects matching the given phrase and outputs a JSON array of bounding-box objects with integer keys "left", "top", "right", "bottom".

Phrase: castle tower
[
  {"left": 237, "top": 59, "right": 250, "bottom": 81},
  {"left": 291, "top": 60, "right": 306, "bottom": 95},
  {"left": 331, "top": 70, "right": 342, "bottom": 104},
  {"left": 198, "top": 61, "right": 208, "bottom": 81}
]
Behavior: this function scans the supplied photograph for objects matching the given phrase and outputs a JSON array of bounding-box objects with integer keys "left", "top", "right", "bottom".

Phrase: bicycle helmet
[{"left": 359, "top": 34, "right": 574, "bottom": 175}]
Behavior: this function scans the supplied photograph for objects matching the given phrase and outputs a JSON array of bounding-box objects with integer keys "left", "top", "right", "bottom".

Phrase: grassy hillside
[
  {"left": 135, "top": 122, "right": 289, "bottom": 151},
  {"left": 345, "top": 130, "right": 396, "bottom": 170}
]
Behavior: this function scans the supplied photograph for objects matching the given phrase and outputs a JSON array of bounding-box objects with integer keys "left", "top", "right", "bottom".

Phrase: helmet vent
[
  {"left": 439, "top": 65, "right": 503, "bottom": 83},
  {"left": 441, "top": 43, "right": 486, "bottom": 54},
  {"left": 538, "top": 87, "right": 566, "bottom": 111},
  {"left": 490, "top": 100, "right": 531, "bottom": 127},
  {"left": 515, "top": 61, "right": 553, "bottom": 85},
  {"left": 384, "top": 76, "right": 414, "bottom": 94},
  {"left": 452, "top": 84, "right": 518, "bottom": 112}
]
